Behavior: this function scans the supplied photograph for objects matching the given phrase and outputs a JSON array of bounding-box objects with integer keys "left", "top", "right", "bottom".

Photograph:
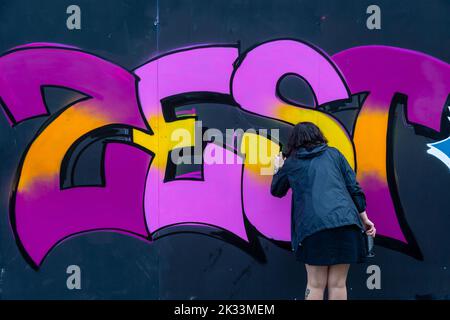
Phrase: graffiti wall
[{"left": 0, "top": 0, "right": 449, "bottom": 299}]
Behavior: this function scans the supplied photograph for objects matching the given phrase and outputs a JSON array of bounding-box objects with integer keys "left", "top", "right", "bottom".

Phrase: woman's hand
[
  {"left": 359, "top": 211, "right": 376, "bottom": 237},
  {"left": 273, "top": 152, "right": 285, "bottom": 174},
  {"left": 363, "top": 218, "right": 376, "bottom": 237}
]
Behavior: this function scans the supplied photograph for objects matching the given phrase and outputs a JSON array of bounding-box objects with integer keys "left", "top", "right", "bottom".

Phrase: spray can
[{"left": 366, "top": 235, "right": 375, "bottom": 257}]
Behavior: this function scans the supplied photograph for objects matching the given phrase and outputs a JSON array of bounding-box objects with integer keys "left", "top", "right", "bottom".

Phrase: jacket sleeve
[
  {"left": 270, "top": 165, "right": 290, "bottom": 198},
  {"left": 338, "top": 151, "right": 367, "bottom": 213}
]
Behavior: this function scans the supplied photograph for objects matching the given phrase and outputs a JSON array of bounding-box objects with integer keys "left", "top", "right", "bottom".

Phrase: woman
[{"left": 271, "top": 122, "right": 376, "bottom": 300}]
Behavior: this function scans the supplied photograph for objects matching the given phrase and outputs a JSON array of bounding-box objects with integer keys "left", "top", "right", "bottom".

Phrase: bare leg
[
  {"left": 304, "top": 264, "right": 328, "bottom": 300},
  {"left": 327, "top": 264, "right": 350, "bottom": 300}
]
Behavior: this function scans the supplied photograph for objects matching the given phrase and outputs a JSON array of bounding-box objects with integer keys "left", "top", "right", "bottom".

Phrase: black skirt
[{"left": 295, "top": 224, "right": 368, "bottom": 265}]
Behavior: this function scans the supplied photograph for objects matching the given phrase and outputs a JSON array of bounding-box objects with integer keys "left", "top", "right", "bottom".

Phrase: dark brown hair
[{"left": 284, "top": 122, "right": 328, "bottom": 157}]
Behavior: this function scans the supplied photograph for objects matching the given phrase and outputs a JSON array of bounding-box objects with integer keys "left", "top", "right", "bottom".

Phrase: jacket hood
[{"left": 295, "top": 143, "right": 328, "bottom": 159}]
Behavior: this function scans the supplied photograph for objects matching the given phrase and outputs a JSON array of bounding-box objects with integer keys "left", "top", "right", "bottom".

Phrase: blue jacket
[{"left": 270, "top": 143, "right": 366, "bottom": 252}]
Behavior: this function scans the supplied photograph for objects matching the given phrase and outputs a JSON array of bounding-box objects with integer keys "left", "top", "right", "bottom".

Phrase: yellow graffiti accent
[
  {"left": 275, "top": 103, "right": 355, "bottom": 169},
  {"left": 18, "top": 107, "right": 110, "bottom": 192},
  {"left": 353, "top": 108, "right": 388, "bottom": 181},
  {"left": 240, "top": 132, "right": 281, "bottom": 179},
  {"left": 132, "top": 114, "right": 196, "bottom": 168}
]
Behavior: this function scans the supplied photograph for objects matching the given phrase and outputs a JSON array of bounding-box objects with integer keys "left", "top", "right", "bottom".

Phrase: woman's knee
[
  {"left": 327, "top": 273, "right": 347, "bottom": 289},
  {"left": 327, "top": 278, "right": 346, "bottom": 289},
  {"left": 327, "top": 264, "right": 349, "bottom": 289},
  {"left": 305, "top": 264, "right": 328, "bottom": 290},
  {"left": 307, "top": 276, "right": 327, "bottom": 290}
]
